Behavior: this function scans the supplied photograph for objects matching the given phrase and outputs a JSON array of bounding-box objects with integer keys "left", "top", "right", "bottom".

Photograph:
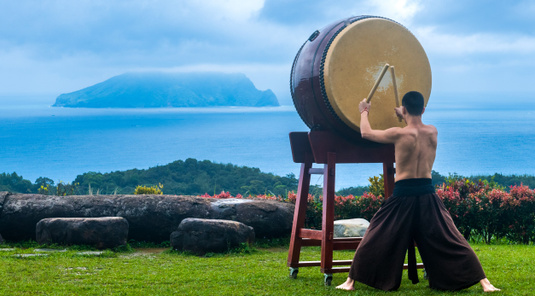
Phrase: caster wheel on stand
[
  {"left": 289, "top": 267, "right": 299, "bottom": 279},
  {"left": 324, "top": 274, "right": 333, "bottom": 286}
]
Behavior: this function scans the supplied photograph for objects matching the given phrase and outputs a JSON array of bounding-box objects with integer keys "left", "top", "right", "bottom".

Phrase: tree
[{"left": 35, "top": 177, "right": 54, "bottom": 187}]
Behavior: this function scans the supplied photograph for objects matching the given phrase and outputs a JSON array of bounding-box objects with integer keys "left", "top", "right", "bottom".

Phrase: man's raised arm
[{"left": 359, "top": 99, "right": 401, "bottom": 144}]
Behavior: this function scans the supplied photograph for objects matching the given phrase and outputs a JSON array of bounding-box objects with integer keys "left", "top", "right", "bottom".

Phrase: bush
[
  {"left": 190, "top": 174, "right": 535, "bottom": 244},
  {"left": 437, "top": 177, "right": 535, "bottom": 244},
  {"left": 134, "top": 184, "right": 163, "bottom": 195},
  {"left": 367, "top": 175, "right": 384, "bottom": 197},
  {"left": 507, "top": 185, "right": 535, "bottom": 244},
  {"left": 435, "top": 177, "right": 490, "bottom": 240}
]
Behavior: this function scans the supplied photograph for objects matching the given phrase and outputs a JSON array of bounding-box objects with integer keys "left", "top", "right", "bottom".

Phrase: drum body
[{"left": 291, "top": 16, "right": 432, "bottom": 140}]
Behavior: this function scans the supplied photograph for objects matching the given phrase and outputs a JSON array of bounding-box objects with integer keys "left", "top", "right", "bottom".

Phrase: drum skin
[{"left": 290, "top": 16, "right": 432, "bottom": 140}]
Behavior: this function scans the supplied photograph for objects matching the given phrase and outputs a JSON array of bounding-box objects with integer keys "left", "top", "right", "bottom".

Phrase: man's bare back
[
  {"left": 358, "top": 99, "right": 437, "bottom": 181},
  {"left": 391, "top": 121, "right": 437, "bottom": 181}
]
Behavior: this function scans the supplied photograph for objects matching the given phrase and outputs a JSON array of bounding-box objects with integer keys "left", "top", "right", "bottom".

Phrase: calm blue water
[{"left": 1, "top": 95, "right": 535, "bottom": 189}]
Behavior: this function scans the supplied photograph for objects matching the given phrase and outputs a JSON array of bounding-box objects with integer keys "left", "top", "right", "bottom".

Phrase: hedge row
[
  {"left": 205, "top": 176, "right": 535, "bottom": 244},
  {"left": 437, "top": 178, "right": 535, "bottom": 244}
]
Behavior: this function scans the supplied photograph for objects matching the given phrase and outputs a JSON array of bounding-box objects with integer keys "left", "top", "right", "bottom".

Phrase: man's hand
[
  {"left": 359, "top": 99, "right": 371, "bottom": 114},
  {"left": 395, "top": 106, "right": 404, "bottom": 120}
]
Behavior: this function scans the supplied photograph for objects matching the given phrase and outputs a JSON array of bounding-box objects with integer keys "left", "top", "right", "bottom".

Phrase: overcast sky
[{"left": 1, "top": 0, "right": 534, "bottom": 105}]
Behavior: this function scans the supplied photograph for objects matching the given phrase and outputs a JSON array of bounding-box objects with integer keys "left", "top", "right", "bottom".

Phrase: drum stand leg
[
  {"left": 287, "top": 152, "right": 354, "bottom": 286},
  {"left": 320, "top": 153, "right": 336, "bottom": 278},
  {"left": 287, "top": 160, "right": 312, "bottom": 276}
]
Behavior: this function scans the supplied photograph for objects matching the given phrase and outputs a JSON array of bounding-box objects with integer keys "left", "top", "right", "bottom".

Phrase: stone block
[
  {"left": 209, "top": 198, "right": 293, "bottom": 238},
  {"left": 36, "top": 217, "right": 128, "bottom": 249},
  {"left": 334, "top": 218, "right": 370, "bottom": 238},
  {"left": 171, "top": 218, "right": 254, "bottom": 255}
]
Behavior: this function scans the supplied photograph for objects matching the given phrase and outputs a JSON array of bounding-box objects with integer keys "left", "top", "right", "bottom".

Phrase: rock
[
  {"left": 0, "top": 191, "right": 7, "bottom": 245},
  {"left": 36, "top": 217, "right": 129, "bottom": 249},
  {"left": 0, "top": 194, "right": 211, "bottom": 242},
  {"left": 34, "top": 248, "right": 67, "bottom": 253},
  {"left": 75, "top": 251, "right": 105, "bottom": 256},
  {"left": 0, "top": 191, "right": 8, "bottom": 212},
  {"left": 170, "top": 218, "right": 254, "bottom": 255},
  {"left": 208, "top": 198, "right": 294, "bottom": 238},
  {"left": 334, "top": 218, "right": 370, "bottom": 238},
  {"left": 0, "top": 194, "right": 293, "bottom": 242},
  {"left": 16, "top": 253, "right": 49, "bottom": 258}
]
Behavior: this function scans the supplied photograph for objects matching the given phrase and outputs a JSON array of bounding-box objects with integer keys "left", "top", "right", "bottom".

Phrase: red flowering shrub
[
  {"left": 507, "top": 185, "right": 535, "bottom": 244},
  {"left": 286, "top": 191, "right": 297, "bottom": 203},
  {"left": 254, "top": 194, "right": 284, "bottom": 202},
  {"left": 436, "top": 179, "right": 484, "bottom": 240},
  {"left": 198, "top": 179, "right": 535, "bottom": 244},
  {"left": 284, "top": 191, "right": 315, "bottom": 204},
  {"left": 437, "top": 178, "right": 535, "bottom": 244},
  {"left": 334, "top": 195, "right": 358, "bottom": 220},
  {"left": 201, "top": 191, "right": 236, "bottom": 199},
  {"left": 355, "top": 192, "right": 384, "bottom": 221},
  {"left": 471, "top": 189, "right": 510, "bottom": 243}
]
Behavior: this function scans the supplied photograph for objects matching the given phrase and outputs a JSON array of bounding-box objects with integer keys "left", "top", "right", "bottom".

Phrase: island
[{"left": 53, "top": 72, "right": 279, "bottom": 108}]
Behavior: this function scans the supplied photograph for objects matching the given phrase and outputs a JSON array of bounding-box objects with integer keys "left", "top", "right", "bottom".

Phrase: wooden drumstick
[
  {"left": 366, "top": 63, "right": 390, "bottom": 103},
  {"left": 390, "top": 66, "right": 400, "bottom": 107},
  {"left": 390, "top": 66, "right": 402, "bottom": 122}
]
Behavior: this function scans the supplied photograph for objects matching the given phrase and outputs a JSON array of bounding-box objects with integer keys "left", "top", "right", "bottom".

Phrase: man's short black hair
[{"left": 402, "top": 91, "right": 425, "bottom": 116}]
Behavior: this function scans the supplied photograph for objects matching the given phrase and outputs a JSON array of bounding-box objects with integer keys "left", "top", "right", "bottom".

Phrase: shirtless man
[{"left": 336, "top": 91, "right": 499, "bottom": 292}]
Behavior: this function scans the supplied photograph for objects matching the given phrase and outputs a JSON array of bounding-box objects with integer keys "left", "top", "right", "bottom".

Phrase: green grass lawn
[{"left": 0, "top": 243, "right": 532, "bottom": 295}]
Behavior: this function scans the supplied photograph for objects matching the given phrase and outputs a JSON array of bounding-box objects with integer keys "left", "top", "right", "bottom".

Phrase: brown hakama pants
[{"left": 348, "top": 178, "right": 486, "bottom": 291}]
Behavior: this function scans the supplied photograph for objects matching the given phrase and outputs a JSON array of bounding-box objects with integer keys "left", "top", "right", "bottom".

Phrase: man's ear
[{"left": 421, "top": 107, "right": 426, "bottom": 115}]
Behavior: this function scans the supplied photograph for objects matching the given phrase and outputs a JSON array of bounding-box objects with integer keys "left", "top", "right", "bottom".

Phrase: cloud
[
  {"left": 1, "top": 0, "right": 535, "bottom": 98},
  {"left": 0, "top": 1, "right": 294, "bottom": 82},
  {"left": 511, "top": 0, "right": 535, "bottom": 21},
  {"left": 140, "top": 62, "right": 292, "bottom": 103},
  {"left": 416, "top": 27, "right": 535, "bottom": 56},
  {"left": 0, "top": 1, "right": 269, "bottom": 59},
  {"left": 365, "top": 0, "right": 422, "bottom": 25},
  {"left": 0, "top": 0, "right": 426, "bottom": 68},
  {"left": 190, "top": 0, "right": 265, "bottom": 21},
  {"left": 258, "top": 0, "right": 423, "bottom": 27},
  {"left": 0, "top": 1, "right": 284, "bottom": 98}
]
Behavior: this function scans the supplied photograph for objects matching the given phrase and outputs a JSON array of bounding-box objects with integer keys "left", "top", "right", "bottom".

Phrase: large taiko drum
[{"left": 291, "top": 15, "right": 432, "bottom": 140}]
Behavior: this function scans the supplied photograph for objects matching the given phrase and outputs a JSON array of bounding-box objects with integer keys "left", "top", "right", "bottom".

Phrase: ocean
[{"left": 1, "top": 94, "right": 535, "bottom": 190}]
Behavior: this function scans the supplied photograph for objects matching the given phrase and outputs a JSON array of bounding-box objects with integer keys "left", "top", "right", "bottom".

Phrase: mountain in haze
[{"left": 53, "top": 72, "right": 279, "bottom": 108}]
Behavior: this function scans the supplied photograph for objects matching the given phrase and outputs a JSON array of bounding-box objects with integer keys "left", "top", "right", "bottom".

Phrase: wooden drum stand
[{"left": 286, "top": 130, "right": 397, "bottom": 285}]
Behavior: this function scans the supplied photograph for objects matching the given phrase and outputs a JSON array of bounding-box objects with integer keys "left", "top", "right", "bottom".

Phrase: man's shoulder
[
  {"left": 411, "top": 123, "right": 437, "bottom": 132},
  {"left": 399, "top": 124, "right": 437, "bottom": 136},
  {"left": 424, "top": 124, "right": 438, "bottom": 134}
]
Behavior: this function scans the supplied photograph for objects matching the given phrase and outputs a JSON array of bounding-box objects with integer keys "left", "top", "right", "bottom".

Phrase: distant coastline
[{"left": 53, "top": 72, "right": 280, "bottom": 108}]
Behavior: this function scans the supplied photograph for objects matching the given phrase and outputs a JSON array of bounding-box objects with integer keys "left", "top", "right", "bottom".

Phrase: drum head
[{"left": 322, "top": 17, "right": 432, "bottom": 131}]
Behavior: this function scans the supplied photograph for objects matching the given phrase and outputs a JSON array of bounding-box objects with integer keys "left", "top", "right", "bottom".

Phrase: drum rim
[
  {"left": 319, "top": 16, "right": 411, "bottom": 131},
  {"left": 289, "top": 36, "right": 310, "bottom": 129},
  {"left": 290, "top": 15, "right": 426, "bottom": 135},
  {"left": 289, "top": 19, "right": 350, "bottom": 130}
]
